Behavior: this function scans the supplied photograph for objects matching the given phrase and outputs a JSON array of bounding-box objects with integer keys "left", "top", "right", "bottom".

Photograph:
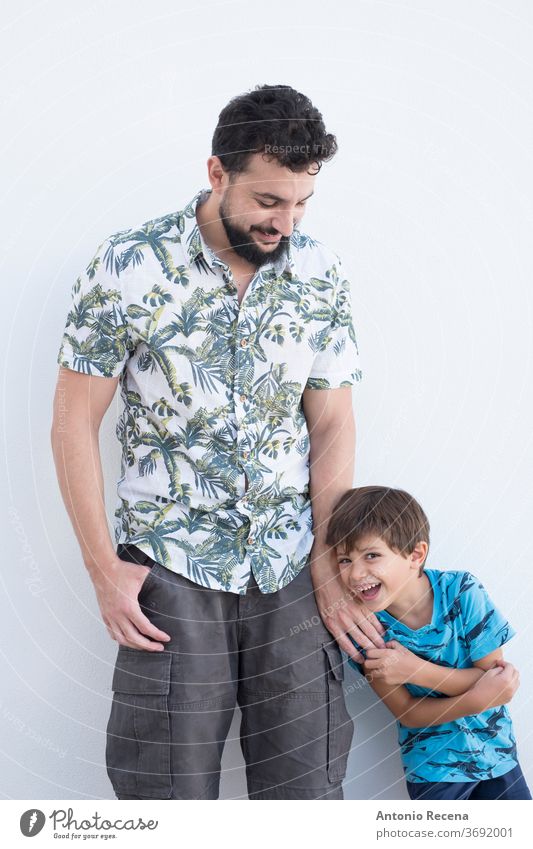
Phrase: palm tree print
[{"left": 57, "top": 188, "right": 362, "bottom": 594}]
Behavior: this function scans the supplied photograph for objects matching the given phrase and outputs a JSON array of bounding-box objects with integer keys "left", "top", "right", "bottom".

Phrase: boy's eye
[
  {"left": 338, "top": 558, "right": 351, "bottom": 566},
  {"left": 365, "top": 553, "right": 379, "bottom": 560}
]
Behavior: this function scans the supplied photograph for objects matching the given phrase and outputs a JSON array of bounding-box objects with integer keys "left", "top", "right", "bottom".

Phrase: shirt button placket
[{"left": 234, "top": 295, "right": 252, "bottom": 523}]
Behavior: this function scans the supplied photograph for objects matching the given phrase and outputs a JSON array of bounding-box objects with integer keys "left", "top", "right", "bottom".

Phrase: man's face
[
  {"left": 335, "top": 534, "right": 422, "bottom": 612},
  {"left": 217, "top": 154, "right": 316, "bottom": 266}
]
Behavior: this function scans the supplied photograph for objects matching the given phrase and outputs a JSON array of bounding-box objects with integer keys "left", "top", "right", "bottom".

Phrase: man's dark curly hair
[{"left": 211, "top": 84, "right": 338, "bottom": 176}]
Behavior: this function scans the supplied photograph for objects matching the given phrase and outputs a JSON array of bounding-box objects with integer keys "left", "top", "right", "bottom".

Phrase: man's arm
[
  {"left": 302, "top": 386, "right": 385, "bottom": 661},
  {"left": 366, "top": 660, "right": 519, "bottom": 728},
  {"left": 51, "top": 367, "right": 170, "bottom": 650}
]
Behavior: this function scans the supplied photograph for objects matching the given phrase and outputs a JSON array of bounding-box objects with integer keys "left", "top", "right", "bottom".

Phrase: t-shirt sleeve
[
  {"left": 458, "top": 571, "right": 517, "bottom": 662},
  {"left": 56, "top": 237, "right": 133, "bottom": 378},
  {"left": 305, "top": 254, "right": 363, "bottom": 390}
]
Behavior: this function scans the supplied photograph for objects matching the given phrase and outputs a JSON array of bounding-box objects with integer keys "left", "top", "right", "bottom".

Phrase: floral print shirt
[{"left": 57, "top": 188, "right": 362, "bottom": 594}]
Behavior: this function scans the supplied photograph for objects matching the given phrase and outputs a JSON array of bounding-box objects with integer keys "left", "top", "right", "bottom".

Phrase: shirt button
[
  {"left": 240, "top": 338, "right": 248, "bottom": 347},
  {"left": 247, "top": 536, "right": 255, "bottom": 545},
  {"left": 239, "top": 394, "right": 246, "bottom": 402},
  {"left": 242, "top": 450, "right": 249, "bottom": 459}
]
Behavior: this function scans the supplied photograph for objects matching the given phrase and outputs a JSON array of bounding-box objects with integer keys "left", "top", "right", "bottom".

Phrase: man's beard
[{"left": 219, "top": 195, "right": 290, "bottom": 267}]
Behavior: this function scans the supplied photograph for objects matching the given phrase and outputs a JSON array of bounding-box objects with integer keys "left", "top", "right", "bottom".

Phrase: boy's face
[{"left": 335, "top": 534, "right": 426, "bottom": 611}]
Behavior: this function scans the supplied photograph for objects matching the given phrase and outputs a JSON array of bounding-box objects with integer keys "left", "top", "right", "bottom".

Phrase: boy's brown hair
[{"left": 325, "top": 486, "right": 430, "bottom": 576}]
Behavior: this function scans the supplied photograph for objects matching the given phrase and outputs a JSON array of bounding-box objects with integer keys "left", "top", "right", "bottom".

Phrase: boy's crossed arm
[
  {"left": 363, "top": 640, "right": 496, "bottom": 695},
  {"left": 360, "top": 643, "right": 519, "bottom": 728}
]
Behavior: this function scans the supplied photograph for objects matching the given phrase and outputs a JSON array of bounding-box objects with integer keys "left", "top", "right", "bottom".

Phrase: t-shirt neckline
[{"left": 378, "top": 568, "right": 438, "bottom": 634}]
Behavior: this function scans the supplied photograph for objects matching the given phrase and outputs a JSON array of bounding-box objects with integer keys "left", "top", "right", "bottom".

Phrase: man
[{"left": 51, "top": 83, "right": 385, "bottom": 800}]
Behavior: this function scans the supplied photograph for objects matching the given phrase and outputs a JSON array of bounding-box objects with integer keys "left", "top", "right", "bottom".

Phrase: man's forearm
[
  {"left": 410, "top": 659, "right": 485, "bottom": 696},
  {"left": 307, "top": 413, "right": 355, "bottom": 556},
  {"left": 51, "top": 425, "right": 118, "bottom": 582}
]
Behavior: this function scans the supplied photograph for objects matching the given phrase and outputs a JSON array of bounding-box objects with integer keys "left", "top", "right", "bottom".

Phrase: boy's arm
[
  {"left": 409, "top": 648, "right": 504, "bottom": 695},
  {"left": 364, "top": 642, "right": 503, "bottom": 696},
  {"left": 365, "top": 660, "right": 519, "bottom": 728}
]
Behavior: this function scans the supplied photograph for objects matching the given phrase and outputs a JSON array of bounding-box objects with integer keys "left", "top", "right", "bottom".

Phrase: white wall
[{"left": 1, "top": 0, "right": 532, "bottom": 800}]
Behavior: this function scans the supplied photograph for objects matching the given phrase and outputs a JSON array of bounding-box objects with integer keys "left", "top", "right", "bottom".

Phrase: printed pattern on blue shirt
[{"left": 347, "top": 569, "right": 518, "bottom": 783}]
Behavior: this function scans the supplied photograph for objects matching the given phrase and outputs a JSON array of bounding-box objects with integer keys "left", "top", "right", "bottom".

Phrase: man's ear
[
  {"left": 409, "top": 541, "right": 428, "bottom": 572},
  {"left": 206, "top": 155, "right": 228, "bottom": 193}
]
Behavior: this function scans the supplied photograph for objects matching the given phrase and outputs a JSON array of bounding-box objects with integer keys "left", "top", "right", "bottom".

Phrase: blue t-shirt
[{"left": 348, "top": 569, "right": 518, "bottom": 783}]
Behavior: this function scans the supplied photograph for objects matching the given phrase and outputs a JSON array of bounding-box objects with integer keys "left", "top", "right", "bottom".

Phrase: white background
[{"left": 1, "top": 0, "right": 532, "bottom": 800}]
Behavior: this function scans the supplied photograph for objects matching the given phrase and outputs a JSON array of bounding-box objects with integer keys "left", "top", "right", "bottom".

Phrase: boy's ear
[{"left": 409, "top": 541, "right": 428, "bottom": 571}]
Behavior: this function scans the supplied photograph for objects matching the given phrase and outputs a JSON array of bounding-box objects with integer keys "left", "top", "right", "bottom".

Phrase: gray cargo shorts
[{"left": 105, "top": 547, "right": 354, "bottom": 800}]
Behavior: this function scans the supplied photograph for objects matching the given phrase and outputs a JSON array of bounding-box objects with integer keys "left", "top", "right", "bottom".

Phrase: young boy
[{"left": 325, "top": 485, "right": 531, "bottom": 800}]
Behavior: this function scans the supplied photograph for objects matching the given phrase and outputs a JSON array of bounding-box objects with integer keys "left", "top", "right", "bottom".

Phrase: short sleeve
[
  {"left": 305, "top": 255, "right": 363, "bottom": 390},
  {"left": 56, "top": 238, "right": 133, "bottom": 378},
  {"left": 458, "top": 571, "right": 516, "bottom": 662}
]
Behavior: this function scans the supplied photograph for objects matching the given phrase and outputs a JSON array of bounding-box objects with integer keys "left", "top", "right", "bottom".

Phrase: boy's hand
[
  {"left": 467, "top": 662, "right": 520, "bottom": 711},
  {"left": 363, "top": 640, "right": 421, "bottom": 685}
]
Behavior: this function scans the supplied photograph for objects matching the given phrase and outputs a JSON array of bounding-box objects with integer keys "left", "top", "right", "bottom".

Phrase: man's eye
[
  {"left": 338, "top": 558, "right": 351, "bottom": 566},
  {"left": 258, "top": 201, "right": 276, "bottom": 208}
]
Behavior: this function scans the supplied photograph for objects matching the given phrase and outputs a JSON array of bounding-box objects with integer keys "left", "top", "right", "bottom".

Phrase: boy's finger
[
  {"left": 364, "top": 648, "right": 388, "bottom": 659},
  {"left": 363, "top": 659, "right": 382, "bottom": 670}
]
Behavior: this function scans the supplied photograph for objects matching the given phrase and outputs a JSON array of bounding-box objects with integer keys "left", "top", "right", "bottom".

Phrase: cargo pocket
[
  {"left": 105, "top": 646, "right": 173, "bottom": 798},
  {"left": 322, "top": 640, "right": 354, "bottom": 783}
]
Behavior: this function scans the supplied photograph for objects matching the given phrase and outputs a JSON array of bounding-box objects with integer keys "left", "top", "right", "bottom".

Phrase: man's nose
[{"left": 271, "top": 209, "right": 295, "bottom": 238}]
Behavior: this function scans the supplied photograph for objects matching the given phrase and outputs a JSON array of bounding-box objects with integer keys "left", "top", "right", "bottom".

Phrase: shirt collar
[{"left": 180, "top": 187, "right": 295, "bottom": 277}]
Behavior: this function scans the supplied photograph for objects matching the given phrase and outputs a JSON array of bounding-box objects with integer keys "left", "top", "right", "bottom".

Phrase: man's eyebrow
[{"left": 252, "top": 190, "right": 315, "bottom": 203}]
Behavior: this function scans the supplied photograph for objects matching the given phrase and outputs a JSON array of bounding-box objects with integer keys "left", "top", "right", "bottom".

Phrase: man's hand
[
  {"left": 363, "top": 640, "right": 421, "bottom": 685},
  {"left": 309, "top": 543, "right": 386, "bottom": 662},
  {"left": 467, "top": 662, "right": 520, "bottom": 711},
  {"left": 91, "top": 558, "right": 172, "bottom": 651}
]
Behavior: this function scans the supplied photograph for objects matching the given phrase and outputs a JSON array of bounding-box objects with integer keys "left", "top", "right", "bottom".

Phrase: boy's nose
[{"left": 349, "top": 573, "right": 373, "bottom": 587}]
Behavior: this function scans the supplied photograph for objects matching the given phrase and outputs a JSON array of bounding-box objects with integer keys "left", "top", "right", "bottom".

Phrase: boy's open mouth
[{"left": 356, "top": 582, "right": 382, "bottom": 601}]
